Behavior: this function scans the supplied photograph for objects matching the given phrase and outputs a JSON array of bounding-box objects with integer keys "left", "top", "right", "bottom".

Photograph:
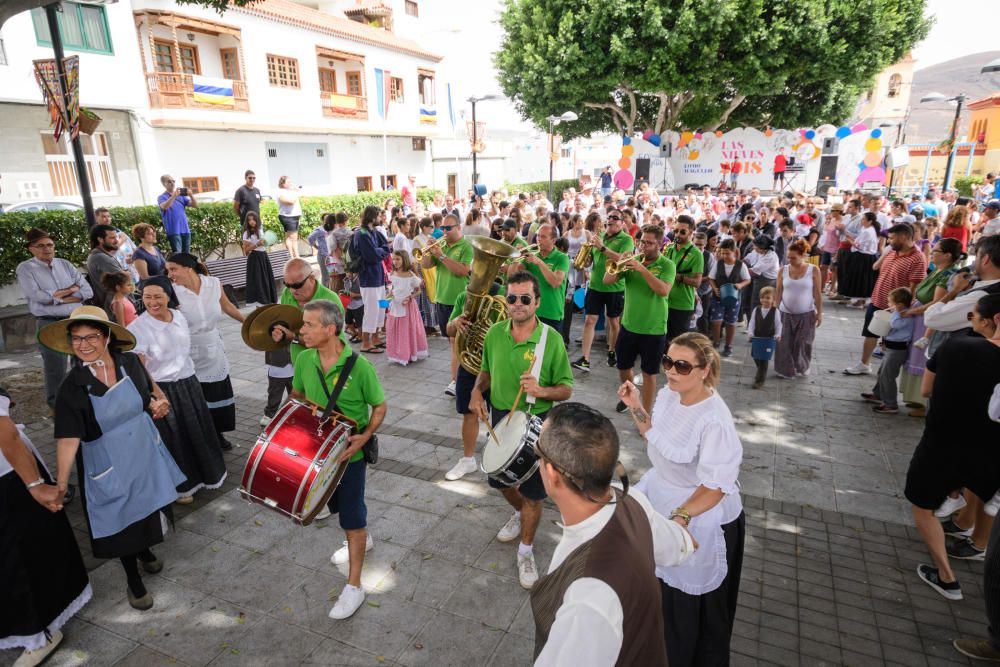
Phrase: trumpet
[
  {"left": 412, "top": 237, "right": 446, "bottom": 261},
  {"left": 606, "top": 252, "right": 642, "bottom": 276},
  {"left": 572, "top": 241, "right": 594, "bottom": 270},
  {"left": 505, "top": 244, "right": 539, "bottom": 264}
]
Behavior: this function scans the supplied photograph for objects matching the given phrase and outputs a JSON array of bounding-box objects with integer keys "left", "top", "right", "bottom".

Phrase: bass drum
[
  {"left": 240, "top": 400, "right": 353, "bottom": 525},
  {"left": 481, "top": 411, "right": 543, "bottom": 487}
]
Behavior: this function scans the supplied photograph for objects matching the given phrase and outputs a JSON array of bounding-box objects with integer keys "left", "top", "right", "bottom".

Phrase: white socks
[{"left": 518, "top": 542, "right": 533, "bottom": 557}]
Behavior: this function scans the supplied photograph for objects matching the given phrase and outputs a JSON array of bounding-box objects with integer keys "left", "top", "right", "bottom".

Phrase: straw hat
[{"left": 38, "top": 305, "right": 136, "bottom": 355}]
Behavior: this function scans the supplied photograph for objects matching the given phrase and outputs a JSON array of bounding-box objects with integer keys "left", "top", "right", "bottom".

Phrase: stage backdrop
[{"left": 614, "top": 124, "right": 885, "bottom": 194}]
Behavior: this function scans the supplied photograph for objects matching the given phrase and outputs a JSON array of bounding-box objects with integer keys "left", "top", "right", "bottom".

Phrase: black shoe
[
  {"left": 940, "top": 518, "right": 974, "bottom": 538},
  {"left": 572, "top": 357, "right": 591, "bottom": 372},
  {"left": 860, "top": 392, "right": 881, "bottom": 404},
  {"left": 947, "top": 538, "right": 986, "bottom": 561},
  {"left": 63, "top": 484, "right": 76, "bottom": 505},
  {"left": 615, "top": 400, "right": 628, "bottom": 413},
  {"left": 219, "top": 437, "right": 234, "bottom": 451},
  {"left": 607, "top": 351, "right": 617, "bottom": 367},
  {"left": 916, "top": 564, "right": 963, "bottom": 600},
  {"left": 722, "top": 346, "right": 733, "bottom": 357}
]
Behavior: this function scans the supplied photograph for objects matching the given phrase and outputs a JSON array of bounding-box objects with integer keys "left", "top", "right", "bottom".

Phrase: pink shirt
[{"left": 401, "top": 184, "right": 416, "bottom": 209}]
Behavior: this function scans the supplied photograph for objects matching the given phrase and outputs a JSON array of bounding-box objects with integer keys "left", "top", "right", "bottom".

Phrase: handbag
[{"left": 315, "top": 351, "right": 378, "bottom": 465}]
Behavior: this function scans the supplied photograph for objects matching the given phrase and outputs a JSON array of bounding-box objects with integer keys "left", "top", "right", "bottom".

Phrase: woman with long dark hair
[
  {"left": 242, "top": 211, "right": 276, "bottom": 305},
  {"left": 353, "top": 205, "right": 391, "bottom": 353}
]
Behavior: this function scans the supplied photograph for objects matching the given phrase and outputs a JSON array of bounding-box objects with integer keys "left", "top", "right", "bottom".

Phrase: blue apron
[{"left": 82, "top": 367, "right": 186, "bottom": 539}]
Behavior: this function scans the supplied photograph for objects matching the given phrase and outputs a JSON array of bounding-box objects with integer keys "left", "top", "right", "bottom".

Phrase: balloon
[
  {"left": 715, "top": 130, "right": 723, "bottom": 137},
  {"left": 688, "top": 150, "right": 700, "bottom": 160},
  {"left": 852, "top": 123, "right": 867, "bottom": 133},
  {"left": 765, "top": 128, "right": 773, "bottom": 137},
  {"left": 857, "top": 166, "right": 886, "bottom": 184},
  {"left": 858, "top": 161, "right": 866, "bottom": 170},
  {"left": 695, "top": 133, "right": 702, "bottom": 139},
  {"left": 805, "top": 130, "right": 816, "bottom": 140},
  {"left": 642, "top": 130, "right": 653, "bottom": 140},
  {"left": 263, "top": 230, "right": 278, "bottom": 246},
  {"left": 799, "top": 129, "right": 807, "bottom": 137},
  {"left": 811, "top": 146, "right": 821, "bottom": 160},
  {"left": 864, "top": 137, "right": 883, "bottom": 152},
  {"left": 836, "top": 126, "right": 851, "bottom": 139},
  {"left": 613, "top": 169, "right": 634, "bottom": 190},
  {"left": 863, "top": 152, "right": 883, "bottom": 168},
  {"left": 621, "top": 144, "right": 634, "bottom": 157},
  {"left": 623, "top": 136, "right": 632, "bottom": 145},
  {"left": 871, "top": 128, "right": 882, "bottom": 139},
  {"left": 649, "top": 134, "right": 662, "bottom": 147},
  {"left": 679, "top": 131, "right": 693, "bottom": 147},
  {"left": 618, "top": 156, "right": 632, "bottom": 169}
]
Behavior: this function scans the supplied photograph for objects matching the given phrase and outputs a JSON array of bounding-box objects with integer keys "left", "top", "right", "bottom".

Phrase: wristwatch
[{"left": 26, "top": 478, "right": 46, "bottom": 490}]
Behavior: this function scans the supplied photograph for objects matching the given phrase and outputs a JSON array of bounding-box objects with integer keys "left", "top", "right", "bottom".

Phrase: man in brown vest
[{"left": 530, "top": 403, "right": 695, "bottom": 665}]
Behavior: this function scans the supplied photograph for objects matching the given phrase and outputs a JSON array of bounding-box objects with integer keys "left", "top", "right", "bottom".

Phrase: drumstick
[
  {"left": 479, "top": 413, "right": 501, "bottom": 444},
  {"left": 507, "top": 350, "right": 536, "bottom": 425}
]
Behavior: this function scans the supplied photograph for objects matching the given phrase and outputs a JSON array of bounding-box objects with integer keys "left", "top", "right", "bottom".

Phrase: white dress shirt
[
  {"left": 15, "top": 257, "right": 94, "bottom": 318},
  {"left": 745, "top": 250, "right": 780, "bottom": 280},
  {"left": 535, "top": 489, "right": 694, "bottom": 667},
  {"left": 924, "top": 279, "right": 1000, "bottom": 332},
  {"left": 127, "top": 310, "right": 196, "bottom": 382}
]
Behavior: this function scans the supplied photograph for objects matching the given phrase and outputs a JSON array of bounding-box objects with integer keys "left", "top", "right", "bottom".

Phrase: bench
[{"left": 206, "top": 248, "right": 291, "bottom": 305}]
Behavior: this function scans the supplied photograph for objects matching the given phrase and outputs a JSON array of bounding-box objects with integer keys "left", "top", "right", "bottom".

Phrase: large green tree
[{"left": 495, "top": 0, "right": 931, "bottom": 138}]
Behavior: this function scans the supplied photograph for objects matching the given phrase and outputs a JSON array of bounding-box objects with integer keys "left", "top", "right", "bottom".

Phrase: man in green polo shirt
[
  {"left": 605, "top": 224, "right": 674, "bottom": 414},
  {"left": 662, "top": 215, "right": 704, "bottom": 343},
  {"left": 420, "top": 213, "right": 473, "bottom": 396},
  {"left": 469, "top": 272, "right": 573, "bottom": 590},
  {"left": 573, "top": 211, "right": 635, "bottom": 372},
  {"left": 270, "top": 257, "right": 347, "bottom": 361},
  {"left": 508, "top": 223, "right": 568, "bottom": 331},
  {"left": 501, "top": 219, "right": 529, "bottom": 249},
  {"left": 290, "top": 300, "right": 385, "bottom": 621}
]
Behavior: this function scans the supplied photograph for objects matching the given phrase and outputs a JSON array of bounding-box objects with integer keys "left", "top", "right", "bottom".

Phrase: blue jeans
[{"left": 167, "top": 233, "right": 191, "bottom": 254}]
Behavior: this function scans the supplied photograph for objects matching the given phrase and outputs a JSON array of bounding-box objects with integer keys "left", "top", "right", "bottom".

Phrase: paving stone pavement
[{"left": 0, "top": 296, "right": 990, "bottom": 666}]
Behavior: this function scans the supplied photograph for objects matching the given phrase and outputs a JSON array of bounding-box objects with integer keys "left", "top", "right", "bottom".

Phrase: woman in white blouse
[
  {"left": 840, "top": 211, "right": 880, "bottom": 308},
  {"left": 128, "top": 276, "right": 226, "bottom": 504},
  {"left": 618, "top": 331, "right": 744, "bottom": 666}
]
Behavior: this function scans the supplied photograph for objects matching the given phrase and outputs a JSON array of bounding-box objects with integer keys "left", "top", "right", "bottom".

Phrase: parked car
[{"left": 0, "top": 200, "right": 84, "bottom": 213}]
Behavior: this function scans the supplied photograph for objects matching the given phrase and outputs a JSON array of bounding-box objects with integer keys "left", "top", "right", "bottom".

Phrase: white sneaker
[
  {"left": 445, "top": 457, "right": 478, "bottom": 481},
  {"left": 517, "top": 552, "right": 538, "bottom": 590},
  {"left": 315, "top": 506, "right": 331, "bottom": 520},
  {"left": 497, "top": 512, "right": 522, "bottom": 543},
  {"left": 13, "top": 630, "right": 63, "bottom": 667},
  {"left": 934, "top": 494, "right": 968, "bottom": 518},
  {"left": 259, "top": 415, "right": 271, "bottom": 427},
  {"left": 328, "top": 584, "right": 365, "bottom": 620},
  {"left": 985, "top": 491, "right": 1000, "bottom": 518},
  {"left": 331, "top": 533, "right": 374, "bottom": 565},
  {"left": 913, "top": 337, "right": 929, "bottom": 350},
  {"left": 843, "top": 362, "right": 872, "bottom": 375},
  {"left": 444, "top": 380, "right": 456, "bottom": 396}
]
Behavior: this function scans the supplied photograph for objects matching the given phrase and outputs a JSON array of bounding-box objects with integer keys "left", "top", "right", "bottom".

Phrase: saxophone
[
  {"left": 573, "top": 240, "right": 594, "bottom": 270},
  {"left": 455, "top": 236, "right": 519, "bottom": 374}
]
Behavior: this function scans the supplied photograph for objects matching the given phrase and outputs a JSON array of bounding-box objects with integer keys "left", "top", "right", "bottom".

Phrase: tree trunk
[{"left": 704, "top": 94, "right": 747, "bottom": 132}]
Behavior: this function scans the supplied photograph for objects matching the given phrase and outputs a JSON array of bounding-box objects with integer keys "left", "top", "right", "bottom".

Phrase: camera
[{"left": 178, "top": 187, "right": 189, "bottom": 196}]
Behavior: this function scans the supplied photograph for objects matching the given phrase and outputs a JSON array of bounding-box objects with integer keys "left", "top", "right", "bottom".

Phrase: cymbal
[
  {"left": 245, "top": 304, "right": 303, "bottom": 352},
  {"left": 241, "top": 304, "right": 273, "bottom": 347}
]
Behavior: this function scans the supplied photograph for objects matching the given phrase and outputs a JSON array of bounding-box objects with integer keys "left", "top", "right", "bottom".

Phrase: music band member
[
  {"left": 573, "top": 211, "right": 635, "bottom": 371},
  {"left": 608, "top": 224, "right": 675, "bottom": 415},
  {"left": 511, "top": 223, "right": 570, "bottom": 332},
  {"left": 662, "top": 215, "right": 704, "bottom": 344},
  {"left": 500, "top": 218, "right": 529, "bottom": 250},
  {"left": 469, "top": 272, "right": 574, "bottom": 589},
  {"left": 274, "top": 258, "right": 346, "bottom": 361},
  {"left": 530, "top": 402, "right": 694, "bottom": 665},
  {"left": 290, "top": 300, "right": 386, "bottom": 620}
]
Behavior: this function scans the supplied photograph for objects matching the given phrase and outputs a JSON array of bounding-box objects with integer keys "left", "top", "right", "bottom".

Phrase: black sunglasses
[
  {"left": 506, "top": 294, "right": 533, "bottom": 305},
  {"left": 608, "top": 216, "right": 622, "bottom": 221},
  {"left": 286, "top": 275, "right": 312, "bottom": 290},
  {"left": 440, "top": 224, "right": 456, "bottom": 231},
  {"left": 662, "top": 355, "right": 704, "bottom": 375}
]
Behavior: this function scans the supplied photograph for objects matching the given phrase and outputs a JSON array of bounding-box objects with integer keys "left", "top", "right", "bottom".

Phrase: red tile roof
[
  {"left": 233, "top": 0, "right": 441, "bottom": 62},
  {"left": 342, "top": 0, "right": 392, "bottom": 15}
]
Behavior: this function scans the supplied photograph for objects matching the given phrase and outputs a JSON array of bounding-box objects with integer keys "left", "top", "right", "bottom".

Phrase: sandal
[
  {"left": 362, "top": 347, "right": 384, "bottom": 354},
  {"left": 349, "top": 335, "right": 362, "bottom": 344}
]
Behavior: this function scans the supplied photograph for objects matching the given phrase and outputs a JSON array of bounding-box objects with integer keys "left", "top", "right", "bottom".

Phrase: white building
[{"left": 0, "top": 0, "right": 446, "bottom": 206}]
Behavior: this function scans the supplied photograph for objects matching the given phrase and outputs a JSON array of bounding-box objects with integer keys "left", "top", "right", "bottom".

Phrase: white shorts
[{"left": 360, "top": 285, "right": 386, "bottom": 333}]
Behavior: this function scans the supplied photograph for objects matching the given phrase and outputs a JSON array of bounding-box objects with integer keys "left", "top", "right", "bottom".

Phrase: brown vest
[{"left": 530, "top": 492, "right": 668, "bottom": 666}]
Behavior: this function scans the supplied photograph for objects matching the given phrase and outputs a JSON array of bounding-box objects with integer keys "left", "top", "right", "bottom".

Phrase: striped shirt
[{"left": 871, "top": 248, "right": 927, "bottom": 310}]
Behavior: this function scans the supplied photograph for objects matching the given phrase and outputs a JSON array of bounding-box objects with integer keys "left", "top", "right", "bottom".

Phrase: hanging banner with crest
[{"left": 33, "top": 56, "right": 81, "bottom": 141}]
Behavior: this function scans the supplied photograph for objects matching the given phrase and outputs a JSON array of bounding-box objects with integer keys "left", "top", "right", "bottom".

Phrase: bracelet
[
  {"left": 669, "top": 507, "right": 691, "bottom": 526},
  {"left": 26, "top": 478, "right": 46, "bottom": 490}
]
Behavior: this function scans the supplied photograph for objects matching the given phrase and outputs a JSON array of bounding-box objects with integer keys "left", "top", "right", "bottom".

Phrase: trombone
[
  {"left": 605, "top": 252, "right": 642, "bottom": 276},
  {"left": 412, "top": 237, "right": 446, "bottom": 261}
]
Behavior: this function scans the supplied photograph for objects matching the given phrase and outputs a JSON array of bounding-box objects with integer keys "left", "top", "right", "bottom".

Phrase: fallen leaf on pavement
[{"left": 367, "top": 600, "right": 381, "bottom": 608}]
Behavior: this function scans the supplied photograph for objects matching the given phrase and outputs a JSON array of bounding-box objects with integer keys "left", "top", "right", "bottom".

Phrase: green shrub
[
  {"left": 953, "top": 175, "right": 983, "bottom": 198},
  {"left": 506, "top": 179, "right": 579, "bottom": 201},
  {"left": 0, "top": 189, "right": 441, "bottom": 285}
]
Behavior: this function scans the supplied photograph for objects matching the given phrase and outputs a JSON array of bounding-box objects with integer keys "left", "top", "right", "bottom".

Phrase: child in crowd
[
  {"left": 863, "top": 287, "right": 915, "bottom": 414},
  {"left": 261, "top": 348, "right": 293, "bottom": 427},
  {"left": 747, "top": 286, "right": 782, "bottom": 389},
  {"left": 709, "top": 238, "right": 751, "bottom": 357},
  {"left": 102, "top": 271, "right": 137, "bottom": 326},
  {"left": 385, "top": 250, "right": 428, "bottom": 366},
  {"left": 342, "top": 272, "right": 364, "bottom": 343}
]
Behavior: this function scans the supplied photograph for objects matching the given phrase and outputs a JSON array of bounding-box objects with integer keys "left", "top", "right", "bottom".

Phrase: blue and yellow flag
[{"left": 192, "top": 75, "right": 234, "bottom": 106}]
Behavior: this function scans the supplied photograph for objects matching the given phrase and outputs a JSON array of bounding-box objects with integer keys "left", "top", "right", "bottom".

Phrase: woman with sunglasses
[{"left": 618, "top": 332, "right": 744, "bottom": 666}]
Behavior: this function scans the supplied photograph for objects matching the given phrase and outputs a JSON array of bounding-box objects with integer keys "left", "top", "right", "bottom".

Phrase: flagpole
[{"left": 383, "top": 121, "right": 389, "bottom": 192}]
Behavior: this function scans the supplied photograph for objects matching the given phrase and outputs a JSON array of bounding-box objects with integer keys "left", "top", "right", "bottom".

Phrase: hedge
[
  {"left": 954, "top": 175, "right": 983, "bottom": 198},
  {"left": 507, "top": 179, "right": 580, "bottom": 200},
  {"left": 0, "top": 189, "right": 441, "bottom": 285}
]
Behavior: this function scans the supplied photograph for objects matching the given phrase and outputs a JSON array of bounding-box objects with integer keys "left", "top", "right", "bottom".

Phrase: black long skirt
[
  {"left": 839, "top": 252, "right": 878, "bottom": 298},
  {"left": 245, "top": 251, "right": 276, "bottom": 305},
  {"left": 0, "top": 467, "right": 91, "bottom": 650},
  {"left": 201, "top": 376, "right": 236, "bottom": 434},
  {"left": 155, "top": 375, "right": 227, "bottom": 496}
]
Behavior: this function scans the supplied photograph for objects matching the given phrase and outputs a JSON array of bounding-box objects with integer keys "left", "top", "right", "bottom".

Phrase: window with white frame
[{"left": 41, "top": 131, "right": 117, "bottom": 196}]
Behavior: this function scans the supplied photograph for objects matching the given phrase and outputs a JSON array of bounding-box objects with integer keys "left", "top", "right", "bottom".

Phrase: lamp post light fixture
[
  {"left": 546, "top": 111, "right": 578, "bottom": 202},
  {"left": 467, "top": 94, "right": 501, "bottom": 187},
  {"left": 920, "top": 92, "right": 968, "bottom": 192},
  {"left": 982, "top": 58, "right": 1000, "bottom": 74}
]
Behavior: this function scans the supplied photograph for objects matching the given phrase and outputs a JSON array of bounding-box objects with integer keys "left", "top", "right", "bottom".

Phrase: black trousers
[
  {"left": 661, "top": 512, "right": 745, "bottom": 667},
  {"left": 754, "top": 359, "right": 769, "bottom": 384},
  {"left": 988, "top": 514, "right": 1000, "bottom": 649}
]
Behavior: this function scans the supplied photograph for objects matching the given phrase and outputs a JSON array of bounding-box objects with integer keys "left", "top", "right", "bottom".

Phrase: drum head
[
  {"left": 483, "top": 411, "right": 529, "bottom": 473},
  {"left": 300, "top": 425, "right": 351, "bottom": 519}
]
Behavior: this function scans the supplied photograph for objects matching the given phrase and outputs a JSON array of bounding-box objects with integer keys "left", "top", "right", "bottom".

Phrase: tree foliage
[{"left": 495, "top": 0, "right": 932, "bottom": 138}]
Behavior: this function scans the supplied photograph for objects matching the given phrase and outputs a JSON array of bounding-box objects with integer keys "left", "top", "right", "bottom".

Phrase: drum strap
[
  {"left": 316, "top": 351, "right": 358, "bottom": 424},
  {"left": 526, "top": 323, "right": 549, "bottom": 405}
]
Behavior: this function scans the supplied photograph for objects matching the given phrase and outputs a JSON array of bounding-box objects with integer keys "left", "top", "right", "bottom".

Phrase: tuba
[{"left": 456, "top": 236, "right": 520, "bottom": 374}]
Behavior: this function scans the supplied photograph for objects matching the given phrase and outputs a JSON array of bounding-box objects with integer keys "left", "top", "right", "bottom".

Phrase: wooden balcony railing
[
  {"left": 146, "top": 72, "right": 249, "bottom": 112},
  {"left": 321, "top": 93, "right": 368, "bottom": 119}
]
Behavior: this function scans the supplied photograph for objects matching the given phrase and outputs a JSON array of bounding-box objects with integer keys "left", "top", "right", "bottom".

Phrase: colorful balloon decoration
[
  {"left": 871, "top": 128, "right": 882, "bottom": 139},
  {"left": 649, "top": 134, "right": 662, "bottom": 147},
  {"left": 621, "top": 144, "right": 634, "bottom": 157},
  {"left": 618, "top": 156, "right": 631, "bottom": 169},
  {"left": 613, "top": 169, "right": 634, "bottom": 189},
  {"left": 836, "top": 126, "right": 851, "bottom": 139},
  {"left": 623, "top": 136, "right": 632, "bottom": 145},
  {"left": 805, "top": 130, "right": 816, "bottom": 140},
  {"left": 856, "top": 129, "right": 886, "bottom": 186}
]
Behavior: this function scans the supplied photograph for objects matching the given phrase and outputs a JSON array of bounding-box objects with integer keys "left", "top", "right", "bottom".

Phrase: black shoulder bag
[{"left": 316, "top": 351, "right": 378, "bottom": 465}]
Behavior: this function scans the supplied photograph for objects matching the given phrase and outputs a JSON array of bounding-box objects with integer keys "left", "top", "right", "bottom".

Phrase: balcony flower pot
[{"left": 79, "top": 107, "right": 102, "bottom": 135}]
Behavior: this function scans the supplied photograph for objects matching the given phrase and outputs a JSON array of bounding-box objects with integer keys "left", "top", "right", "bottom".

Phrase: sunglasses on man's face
[
  {"left": 286, "top": 275, "right": 312, "bottom": 290},
  {"left": 608, "top": 216, "right": 622, "bottom": 222},
  {"left": 506, "top": 294, "right": 533, "bottom": 305},
  {"left": 440, "top": 225, "right": 456, "bottom": 231},
  {"left": 662, "top": 355, "right": 703, "bottom": 375}
]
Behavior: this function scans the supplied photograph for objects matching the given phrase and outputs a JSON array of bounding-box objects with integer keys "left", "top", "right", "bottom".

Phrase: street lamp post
[
  {"left": 546, "top": 111, "right": 578, "bottom": 202},
  {"left": 467, "top": 94, "right": 500, "bottom": 187},
  {"left": 920, "top": 92, "right": 968, "bottom": 192}
]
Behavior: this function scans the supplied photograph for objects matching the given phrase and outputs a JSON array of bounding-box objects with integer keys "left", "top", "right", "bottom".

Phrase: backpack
[{"left": 344, "top": 229, "right": 363, "bottom": 274}]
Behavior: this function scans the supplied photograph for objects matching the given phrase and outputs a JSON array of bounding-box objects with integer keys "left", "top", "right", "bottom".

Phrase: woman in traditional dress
[
  {"left": 127, "top": 277, "right": 226, "bottom": 504},
  {"left": 42, "top": 306, "right": 183, "bottom": 611},
  {"left": 166, "top": 253, "right": 244, "bottom": 449},
  {"left": 1, "top": 386, "right": 91, "bottom": 664},
  {"left": 242, "top": 211, "right": 276, "bottom": 306}
]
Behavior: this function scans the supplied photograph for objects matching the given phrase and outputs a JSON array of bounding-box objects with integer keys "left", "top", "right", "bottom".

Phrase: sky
[{"left": 911, "top": 0, "right": 996, "bottom": 70}]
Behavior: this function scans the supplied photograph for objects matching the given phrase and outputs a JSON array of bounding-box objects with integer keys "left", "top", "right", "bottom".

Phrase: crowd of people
[{"left": 4, "top": 172, "right": 1000, "bottom": 666}]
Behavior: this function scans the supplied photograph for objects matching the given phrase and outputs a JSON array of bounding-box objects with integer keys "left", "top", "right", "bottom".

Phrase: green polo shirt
[
  {"left": 510, "top": 236, "right": 529, "bottom": 249},
  {"left": 292, "top": 344, "right": 385, "bottom": 462},
  {"left": 524, "top": 249, "right": 570, "bottom": 321},
  {"left": 622, "top": 254, "right": 675, "bottom": 335},
  {"left": 662, "top": 242, "right": 704, "bottom": 311},
  {"left": 279, "top": 282, "right": 347, "bottom": 361},
  {"left": 588, "top": 231, "right": 635, "bottom": 293},
  {"left": 432, "top": 237, "right": 474, "bottom": 306},
  {"left": 481, "top": 318, "right": 573, "bottom": 415}
]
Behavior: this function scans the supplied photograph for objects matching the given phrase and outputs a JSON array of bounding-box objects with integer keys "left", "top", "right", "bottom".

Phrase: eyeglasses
[
  {"left": 440, "top": 224, "right": 456, "bottom": 231},
  {"left": 70, "top": 333, "right": 104, "bottom": 346},
  {"left": 608, "top": 216, "right": 622, "bottom": 222},
  {"left": 506, "top": 294, "right": 533, "bottom": 305},
  {"left": 662, "top": 355, "right": 704, "bottom": 375},
  {"left": 967, "top": 311, "right": 978, "bottom": 321},
  {"left": 246, "top": 176, "right": 256, "bottom": 180},
  {"left": 285, "top": 275, "right": 312, "bottom": 290},
  {"left": 31, "top": 242, "right": 55, "bottom": 249}
]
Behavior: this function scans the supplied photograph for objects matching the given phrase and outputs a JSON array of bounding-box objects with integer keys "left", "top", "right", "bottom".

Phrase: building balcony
[
  {"left": 322, "top": 93, "right": 368, "bottom": 119},
  {"left": 146, "top": 72, "right": 250, "bottom": 112}
]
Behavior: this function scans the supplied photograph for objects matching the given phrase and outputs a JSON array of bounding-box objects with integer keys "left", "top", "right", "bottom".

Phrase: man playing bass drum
[{"left": 469, "top": 272, "right": 574, "bottom": 590}]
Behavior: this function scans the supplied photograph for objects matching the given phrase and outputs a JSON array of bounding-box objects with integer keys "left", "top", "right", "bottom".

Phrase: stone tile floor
[{"left": 0, "top": 297, "right": 989, "bottom": 666}]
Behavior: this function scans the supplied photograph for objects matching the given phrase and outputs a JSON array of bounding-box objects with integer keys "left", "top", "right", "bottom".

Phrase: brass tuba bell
[{"left": 455, "top": 236, "right": 520, "bottom": 375}]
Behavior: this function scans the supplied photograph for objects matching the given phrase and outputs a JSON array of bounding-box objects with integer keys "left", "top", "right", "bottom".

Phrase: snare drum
[
  {"left": 481, "top": 411, "right": 543, "bottom": 487},
  {"left": 240, "top": 400, "right": 354, "bottom": 525}
]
